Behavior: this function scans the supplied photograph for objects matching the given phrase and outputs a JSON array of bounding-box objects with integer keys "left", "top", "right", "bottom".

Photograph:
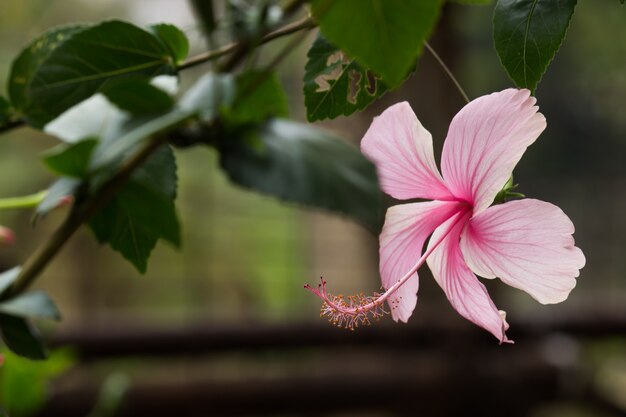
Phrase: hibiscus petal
[
  {"left": 440, "top": 89, "right": 546, "bottom": 214},
  {"left": 460, "top": 199, "right": 585, "bottom": 304},
  {"left": 426, "top": 213, "right": 511, "bottom": 343},
  {"left": 361, "top": 102, "right": 453, "bottom": 201},
  {"left": 380, "top": 201, "right": 462, "bottom": 322}
]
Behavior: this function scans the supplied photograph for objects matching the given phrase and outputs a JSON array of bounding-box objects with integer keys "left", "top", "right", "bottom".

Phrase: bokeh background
[{"left": 0, "top": 1, "right": 625, "bottom": 416}]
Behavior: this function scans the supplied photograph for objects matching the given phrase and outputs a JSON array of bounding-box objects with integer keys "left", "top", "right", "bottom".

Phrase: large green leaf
[
  {"left": 303, "top": 35, "right": 388, "bottom": 122},
  {"left": 0, "top": 291, "right": 60, "bottom": 320},
  {"left": 310, "top": 0, "right": 443, "bottom": 87},
  {"left": 228, "top": 71, "right": 289, "bottom": 125},
  {"left": 9, "top": 20, "right": 178, "bottom": 127},
  {"left": 89, "top": 146, "right": 180, "bottom": 273},
  {"left": 0, "top": 315, "right": 47, "bottom": 360},
  {"left": 220, "top": 119, "right": 384, "bottom": 231},
  {"left": 494, "top": 0, "right": 577, "bottom": 92}
]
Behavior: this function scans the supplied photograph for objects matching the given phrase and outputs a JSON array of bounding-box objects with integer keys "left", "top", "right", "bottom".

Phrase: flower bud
[{"left": 0, "top": 226, "right": 15, "bottom": 247}]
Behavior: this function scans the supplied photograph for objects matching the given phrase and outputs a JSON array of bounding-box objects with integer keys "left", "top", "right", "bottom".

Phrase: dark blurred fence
[{"left": 35, "top": 315, "right": 626, "bottom": 417}]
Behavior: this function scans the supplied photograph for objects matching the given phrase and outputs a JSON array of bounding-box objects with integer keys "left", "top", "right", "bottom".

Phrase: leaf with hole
[
  {"left": 220, "top": 119, "right": 384, "bottom": 232},
  {"left": 494, "top": 0, "right": 577, "bottom": 92},
  {"left": 303, "top": 35, "right": 388, "bottom": 122},
  {"left": 0, "top": 315, "right": 47, "bottom": 360},
  {"left": 310, "top": 0, "right": 443, "bottom": 87}
]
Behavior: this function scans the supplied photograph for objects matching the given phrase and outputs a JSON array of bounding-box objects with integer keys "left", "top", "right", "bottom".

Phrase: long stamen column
[{"left": 305, "top": 208, "right": 469, "bottom": 330}]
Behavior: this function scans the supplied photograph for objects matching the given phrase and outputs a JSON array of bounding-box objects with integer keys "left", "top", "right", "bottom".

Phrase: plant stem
[
  {"left": 424, "top": 41, "right": 470, "bottom": 104},
  {"left": 178, "top": 16, "right": 315, "bottom": 71},
  {"left": 0, "top": 191, "right": 46, "bottom": 210}
]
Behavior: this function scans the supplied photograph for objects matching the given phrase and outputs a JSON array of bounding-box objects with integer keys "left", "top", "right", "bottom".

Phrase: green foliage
[
  {"left": 103, "top": 78, "right": 175, "bottom": 115},
  {"left": 229, "top": 71, "right": 289, "bottom": 124},
  {"left": 220, "top": 119, "right": 384, "bottom": 232},
  {"left": 494, "top": 0, "right": 577, "bottom": 93},
  {"left": 0, "top": 347, "right": 74, "bottom": 416},
  {"left": 0, "top": 315, "right": 47, "bottom": 360},
  {"left": 89, "top": 146, "right": 180, "bottom": 273},
  {"left": 303, "top": 35, "right": 388, "bottom": 122},
  {"left": 43, "top": 139, "right": 99, "bottom": 178},
  {"left": 310, "top": 0, "right": 442, "bottom": 87},
  {"left": 150, "top": 23, "right": 190, "bottom": 64},
  {"left": 8, "top": 20, "right": 183, "bottom": 127}
]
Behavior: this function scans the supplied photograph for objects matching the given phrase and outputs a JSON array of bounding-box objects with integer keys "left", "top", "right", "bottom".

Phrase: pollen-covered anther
[{"left": 305, "top": 277, "right": 388, "bottom": 331}]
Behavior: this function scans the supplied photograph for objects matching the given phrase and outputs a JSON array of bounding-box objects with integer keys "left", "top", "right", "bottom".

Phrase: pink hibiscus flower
[{"left": 306, "top": 89, "right": 585, "bottom": 343}]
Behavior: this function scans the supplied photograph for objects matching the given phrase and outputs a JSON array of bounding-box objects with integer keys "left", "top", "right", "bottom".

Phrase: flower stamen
[{"left": 305, "top": 208, "right": 471, "bottom": 330}]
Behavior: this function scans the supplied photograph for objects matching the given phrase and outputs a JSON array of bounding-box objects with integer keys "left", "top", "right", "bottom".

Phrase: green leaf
[
  {"left": 102, "top": 78, "right": 175, "bottom": 115},
  {"left": 42, "top": 138, "right": 98, "bottom": 177},
  {"left": 9, "top": 20, "right": 176, "bottom": 127},
  {"left": 36, "top": 177, "right": 81, "bottom": 217},
  {"left": 229, "top": 71, "right": 289, "bottom": 124},
  {"left": 89, "top": 146, "right": 180, "bottom": 273},
  {"left": 0, "top": 315, "right": 47, "bottom": 360},
  {"left": 494, "top": 0, "right": 577, "bottom": 92},
  {"left": 220, "top": 119, "right": 384, "bottom": 231},
  {"left": 310, "top": 0, "right": 443, "bottom": 87},
  {"left": 0, "top": 347, "right": 74, "bottom": 415},
  {"left": 0, "top": 268, "right": 21, "bottom": 297},
  {"left": 0, "top": 291, "right": 60, "bottom": 320},
  {"left": 150, "top": 23, "right": 190, "bottom": 64},
  {"left": 303, "top": 35, "right": 389, "bottom": 122}
]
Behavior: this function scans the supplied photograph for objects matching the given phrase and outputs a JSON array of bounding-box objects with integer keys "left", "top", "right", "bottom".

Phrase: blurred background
[{"left": 0, "top": 0, "right": 625, "bottom": 416}]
